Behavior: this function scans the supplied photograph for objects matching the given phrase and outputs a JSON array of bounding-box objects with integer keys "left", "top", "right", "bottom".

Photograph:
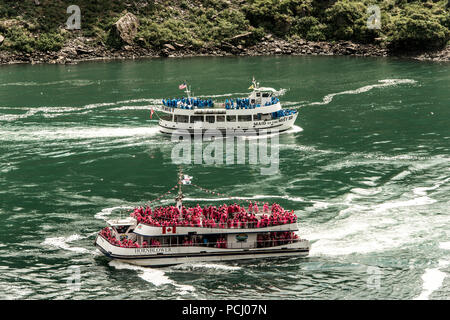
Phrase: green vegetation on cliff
[{"left": 0, "top": 0, "right": 448, "bottom": 54}]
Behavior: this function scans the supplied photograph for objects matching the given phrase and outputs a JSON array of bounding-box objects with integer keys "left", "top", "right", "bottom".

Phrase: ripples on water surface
[{"left": 0, "top": 56, "right": 449, "bottom": 299}]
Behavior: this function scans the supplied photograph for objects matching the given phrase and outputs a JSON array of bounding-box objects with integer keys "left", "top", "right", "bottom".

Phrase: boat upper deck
[
  {"left": 134, "top": 203, "right": 295, "bottom": 225},
  {"left": 161, "top": 96, "right": 281, "bottom": 111}
]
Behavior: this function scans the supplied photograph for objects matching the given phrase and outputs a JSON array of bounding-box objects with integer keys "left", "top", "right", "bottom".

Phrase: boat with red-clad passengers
[{"left": 94, "top": 170, "right": 310, "bottom": 267}]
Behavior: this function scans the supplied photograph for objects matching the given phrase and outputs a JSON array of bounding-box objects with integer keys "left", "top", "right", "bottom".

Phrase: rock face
[
  {"left": 110, "top": 13, "right": 139, "bottom": 46},
  {"left": 0, "top": 35, "right": 4, "bottom": 46}
]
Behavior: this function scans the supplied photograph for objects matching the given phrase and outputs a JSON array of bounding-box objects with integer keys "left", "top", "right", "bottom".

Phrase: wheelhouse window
[
  {"left": 238, "top": 115, "right": 252, "bottom": 122},
  {"left": 206, "top": 116, "right": 215, "bottom": 123},
  {"left": 190, "top": 116, "right": 204, "bottom": 123},
  {"left": 262, "top": 93, "right": 270, "bottom": 97},
  {"left": 226, "top": 115, "right": 236, "bottom": 122},
  {"left": 217, "top": 115, "right": 225, "bottom": 122},
  {"left": 174, "top": 115, "right": 188, "bottom": 123},
  {"left": 160, "top": 112, "right": 172, "bottom": 121},
  {"left": 114, "top": 226, "right": 129, "bottom": 234}
]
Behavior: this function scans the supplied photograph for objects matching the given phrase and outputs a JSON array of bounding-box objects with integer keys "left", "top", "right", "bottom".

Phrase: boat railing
[
  {"left": 155, "top": 238, "right": 306, "bottom": 249},
  {"left": 99, "top": 233, "right": 305, "bottom": 249},
  {"left": 138, "top": 219, "right": 297, "bottom": 229}
]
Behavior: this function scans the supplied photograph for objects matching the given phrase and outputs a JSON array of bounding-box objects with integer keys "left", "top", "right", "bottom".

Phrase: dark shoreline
[{"left": 1, "top": 36, "right": 449, "bottom": 65}]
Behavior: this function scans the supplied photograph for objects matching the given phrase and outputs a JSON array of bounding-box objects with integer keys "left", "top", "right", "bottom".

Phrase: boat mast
[
  {"left": 252, "top": 76, "right": 258, "bottom": 90},
  {"left": 175, "top": 167, "right": 184, "bottom": 212},
  {"left": 184, "top": 83, "right": 191, "bottom": 99}
]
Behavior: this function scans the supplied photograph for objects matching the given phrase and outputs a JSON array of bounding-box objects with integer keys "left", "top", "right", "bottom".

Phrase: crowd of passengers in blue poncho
[
  {"left": 161, "top": 96, "right": 282, "bottom": 110},
  {"left": 162, "top": 97, "right": 214, "bottom": 109},
  {"left": 225, "top": 96, "right": 280, "bottom": 109},
  {"left": 271, "top": 109, "right": 297, "bottom": 119}
]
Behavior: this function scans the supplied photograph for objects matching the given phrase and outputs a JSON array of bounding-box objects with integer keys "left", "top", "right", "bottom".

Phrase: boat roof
[
  {"left": 107, "top": 217, "right": 136, "bottom": 226},
  {"left": 255, "top": 87, "right": 278, "bottom": 93}
]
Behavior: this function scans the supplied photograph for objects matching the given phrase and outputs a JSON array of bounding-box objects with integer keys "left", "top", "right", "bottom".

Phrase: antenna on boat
[
  {"left": 175, "top": 166, "right": 184, "bottom": 212},
  {"left": 184, "top": 82, "right": 191, "bottom": 99},
  {"left": 252, "top": 76, "right": 258, "bottom": 90}
]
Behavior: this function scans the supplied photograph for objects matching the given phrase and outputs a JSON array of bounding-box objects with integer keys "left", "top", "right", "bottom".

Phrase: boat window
[
  {"left": 174, "top": 115, "right": 189, "bottom": 123},
  {"left": 256, "top": 93, "right": 260, "bottom": 97},
  {"left": 238, "top": 115, "right": 252, "bottom": 122},
  {"left": 206, "top": 116, "right": 215, "bottom": 123},
  {"left": 160, "top": 113, "right": 172, "bottom": 121},
  {"left": 216, "top": 115, "right": 225, "bottom": 122},
  {"left": 251, "top": 99, "right": 255, "bottom": 104},
  {"left": 190, "top": 116, "right": 204, "bottom": 123},
  {"left": 226, "top": 115, "right": 236, "bottom": 122},
  {"left": 262, "top": 93, "right": 269, "bottom": 97},
  {"left": 115, "top": 226, "right": 129, "bottom": 234},
  {"left": 254, "top": 113, "right": 262, "bottom": 121}
]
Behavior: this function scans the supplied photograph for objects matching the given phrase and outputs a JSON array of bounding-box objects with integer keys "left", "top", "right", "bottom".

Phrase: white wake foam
[
  {"left": 305, "top": 190, "right": 441, "bottom": 256},
  {"left": 0, "top": 126, "right": 160, "bottom": 142},
  {"left": 183, "top": 194, "right": 305, "bottom": 203},
  {"left": 94, "top": 206, "right": 134, "bottom": 221},
  {"left": 414, "top": 260, "right": 449, "bottom": 300},
  {"left": 0, "top": 98, "right": 161, "bottom": 122},
  {"left": 173, "top": 262, "right": 241, "bottom": 271},
  {"left": 413, "top": 177, "right": 450, "bottom": 196},
  {"left": 301, "top": 79, "right": 417, "bottom": 107},
  {"left": 42, "top": 234, "right": 88, "bottom": 254},
  {"left": 109, "top": 261, "right": 195, "bottom": 294}
]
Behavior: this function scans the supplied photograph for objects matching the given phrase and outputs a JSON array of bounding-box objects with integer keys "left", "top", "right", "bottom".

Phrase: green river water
[{"left": 0, "top": 56, "right": 449, "bottom": 299}]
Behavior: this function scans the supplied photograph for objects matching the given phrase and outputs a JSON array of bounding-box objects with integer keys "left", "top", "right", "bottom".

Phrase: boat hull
[
  {"left": 158, "top": 113, "right": 298, "bottom": 136},
  {"left": 95, "top": 235, "right": 310, "bottom": 267}
]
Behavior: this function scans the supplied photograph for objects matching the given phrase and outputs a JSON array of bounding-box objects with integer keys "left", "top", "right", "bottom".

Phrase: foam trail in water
[
  {"left": 109, "top": 105, "right": 155, "bottom": 111},
  {"left": 305, "top": 188, "right": 440, "bottom": 256},
  {"left": 0, "top": 126, "right": 160, "bottom": 142},
  {"left": 172, "top": 262, "right": 241, "bottom": 271},
  {"left": 413, "top": 177, "right": 450, "bottom": 196},
  {"left": 196, "top": 92, "right": 249, "bottom": 98},
  {"left": 94, "top": 206, "right": 134, "bottom": 221},
  {"left": 0, "top": 98, "right": 161, "bottom": 122},
  {"left": 414, "top": 260, "right": 449, "bottom": 300},
  {"left": 109, "top": 261, "right": 195, "bottom": 294},
  {"left": 42, "top": 234, "right": 88, "bottom": 254},
  {"left": 183, "top": 194, "right": 305, "bottom": 203},
  {"left": 0, "top": 80, "right": 95, "bottom": 87},
  {"left": 299, "top": 79, "right": 417, "bottom": 108}
]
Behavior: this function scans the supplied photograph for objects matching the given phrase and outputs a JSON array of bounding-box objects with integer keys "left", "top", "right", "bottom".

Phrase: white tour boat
[
  {"left": 154, "top": 78, "right": 298, "bottom": 135},
  {"left": 95, "top": 170, "right": 310, "bottom": 267}
]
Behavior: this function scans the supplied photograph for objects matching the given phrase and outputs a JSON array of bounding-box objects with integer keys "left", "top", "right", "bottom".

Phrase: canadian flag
[
  {"left": 150, "top": 108, "right": 154, "bottom": 119},
  {"left": 162, "top": 226, "right": 176, "bottom": 234}
]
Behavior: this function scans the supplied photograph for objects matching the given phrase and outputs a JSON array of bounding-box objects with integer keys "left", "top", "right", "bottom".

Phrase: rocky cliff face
[
  {"left": 0, "top": 5, "right": 448, "bottom": 64},
  {"left": 109, "top": 12, "right": 140, "bottom": 47}
]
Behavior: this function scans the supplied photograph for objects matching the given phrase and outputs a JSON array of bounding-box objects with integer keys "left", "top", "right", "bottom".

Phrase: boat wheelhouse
[
  {"left": 95, "top": 170, "right": 310, "bottom": 267},
  {"left": 155, "top": 78, "right": 298, "bottom": 135}
]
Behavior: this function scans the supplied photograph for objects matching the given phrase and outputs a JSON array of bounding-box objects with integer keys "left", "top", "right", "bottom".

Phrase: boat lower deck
[{"left": 96, "top": 235, "right": 310, "bottom": 267}]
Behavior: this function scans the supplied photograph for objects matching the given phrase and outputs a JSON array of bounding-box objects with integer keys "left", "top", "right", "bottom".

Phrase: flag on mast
[
  {"left": 179, "top": 82, "right": 187, "bottom": 90},
  {"left": 150, "top": 108, "right": 154, "bottom": 119}
]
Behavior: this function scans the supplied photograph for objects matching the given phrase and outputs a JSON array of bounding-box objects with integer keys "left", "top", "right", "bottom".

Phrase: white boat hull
[
  {"left": 158, "top": 113, "right": 298, "bottom": 136},
  {"left": 95, "top": 235, "right": 309, "bottom": 267}
]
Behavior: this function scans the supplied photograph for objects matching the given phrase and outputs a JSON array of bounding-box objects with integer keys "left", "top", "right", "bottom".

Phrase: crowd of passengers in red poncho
[
  {"left": 257, "top": 231, "right": 299, "bottom": 247},
  {"left": 100, "top": 227, "right": 160, "bottom": 248},
  {"left": 130, "top": 202, "right": 297, "bottom": 228}
]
